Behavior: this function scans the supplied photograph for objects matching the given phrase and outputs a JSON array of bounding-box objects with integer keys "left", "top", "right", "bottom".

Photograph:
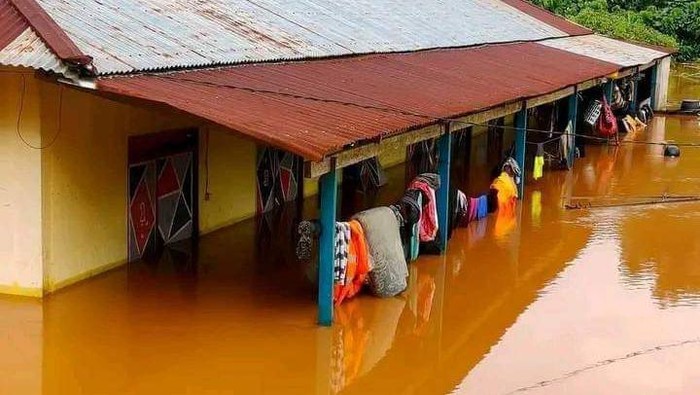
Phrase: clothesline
[
  {"left": 461, "top": 121, "right": 700, "bottom": 148},
  {"left": 526, "top": 135, "right": 562, "bottom": 146}
]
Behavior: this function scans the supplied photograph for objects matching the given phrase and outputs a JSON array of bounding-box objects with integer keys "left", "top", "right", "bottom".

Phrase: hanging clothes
[
  {"left": 334, "top": 220, "right": 372, "bottom": 305},
  {"left": 456, "top": 190, "right": 469, "bottom": 226},
  {"left": 352, "top": 207, "right": 408, "bottom": 298},
  {"left": 490, "top": 172, "right": 518, "bottom": 212},
  {"left": 476, "top": 195, "right": 488, "bottom": 220},
  {"left": 596, "top": 95, "right": 619, "bottom": 138},
  {"left": 392, "top": 189, "right": 422, "bottom": 262},
  {"left": 468, "top": 197, "right": 479, "bottom": 222},
  {"left": 408, "top": 173, "right": 440, "bottom": 242},
  {"left": 502, "top": 157, "right": 522, "bottom": 186},
  {"left": 410, "top": 193, "right": 422, "bottom": 261},
  {"left": 560, "top": 120, "right": 574, "bottom": 168},
  {"left": 533, "top": 143, "right": 544, "bottom": 180},
  {"left": 334, "top": 222, "right": 351, "bottom": 293}
]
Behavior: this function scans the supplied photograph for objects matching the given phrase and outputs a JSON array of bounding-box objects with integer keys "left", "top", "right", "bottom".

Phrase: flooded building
[{"left": 0, "top": 0, "right": 673, "bottom": 328}]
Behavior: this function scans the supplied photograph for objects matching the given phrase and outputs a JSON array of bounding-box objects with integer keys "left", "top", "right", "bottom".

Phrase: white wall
[
  {"left": 654, "top": 56, "right": 671, "bottom": 111},
  {"left": 0, "top": 69, "right": 43, "bottom": 296}
]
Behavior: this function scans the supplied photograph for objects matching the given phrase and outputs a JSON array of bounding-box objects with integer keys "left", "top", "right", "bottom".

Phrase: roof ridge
[{"left": 8, "top": 0, "right": 93, "bottom": 70}]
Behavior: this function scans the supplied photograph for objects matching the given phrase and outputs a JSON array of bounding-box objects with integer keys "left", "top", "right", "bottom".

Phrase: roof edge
[
  {"left": 8, "top": 0, "right": 93, "bottom": 67},
  {"left": 500, "top": 0, "right": 592, "bottom": 36},
  {"left": 619, "top": 38, "right": 677, "bottom": 55}
]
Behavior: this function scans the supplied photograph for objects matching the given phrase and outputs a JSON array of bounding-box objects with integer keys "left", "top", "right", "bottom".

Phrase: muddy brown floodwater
[{"left": 2, "top": 65, "right": 700, "bottom": 395}]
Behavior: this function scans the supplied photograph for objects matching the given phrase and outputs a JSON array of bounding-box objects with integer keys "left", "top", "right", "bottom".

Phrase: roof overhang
[{"left": 97, "top": 40, "right": 621, "bottom": 162}]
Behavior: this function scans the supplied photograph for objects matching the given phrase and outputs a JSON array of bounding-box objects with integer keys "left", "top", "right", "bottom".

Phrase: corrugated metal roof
[
  {"left": 0, "top": 27, "right": 68, "bottom": 73},
  {"left": 539, "top": 34, "right": 669, "bottom": 67},
  {"left": 10, "top": 0, "right": 91, "bottom": 64},
  {"left": 0, "top": 0, "right": 28, "bottom": 50},
  {"left": 98, "top": 42, "right": 620, "bottom": 161},
  {"left": 35, "top": 0, "right": 572, "bottom": 75}
]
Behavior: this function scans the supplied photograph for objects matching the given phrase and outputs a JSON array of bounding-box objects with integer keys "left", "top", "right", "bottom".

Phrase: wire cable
[{"left": 15, "top": 74, "right": 63, "bottom": 150}]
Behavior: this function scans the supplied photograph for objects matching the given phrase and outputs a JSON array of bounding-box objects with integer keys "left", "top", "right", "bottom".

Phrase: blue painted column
[
  {"left": 515, "top": 105, "right": 527, "bottom": 199},
  {"left": 604, "top": 80, "right": 614, "bottom": 103},
  {"left": 567, "top": 92, "right": 578, "bottom": 167},
  {"left": 317, "top": 166, "right": 337, "bottom": 326},
  {"left": 436, "top": 126, "right": 452, "bottom": 252},
  {"left": 649, "top": 64, "right": 658, "bottom": 109}
]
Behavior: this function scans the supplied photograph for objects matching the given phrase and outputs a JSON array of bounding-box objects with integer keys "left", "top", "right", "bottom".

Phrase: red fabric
[
  {"left": 597, "top": 95, "right": 618, "bottom": 138},
  {"left": 334, "top": 220, "right": 371, "bottom": 305},
  {"left": 408, "top": 180, "right": 438, "bottom": 242}
]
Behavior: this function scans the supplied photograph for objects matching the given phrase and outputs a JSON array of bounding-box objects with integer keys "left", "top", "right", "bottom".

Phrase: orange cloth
[
  {"left": 334, "top": 220, "right": 371, "bottom": 305},
  {"left": 490, "top": 172, "right": 518, "bottom": 212}
]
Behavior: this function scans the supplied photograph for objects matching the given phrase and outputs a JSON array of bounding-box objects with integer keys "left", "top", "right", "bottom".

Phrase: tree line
[{"left": 531, "top": 0, "right": 700, "bottom": 61}]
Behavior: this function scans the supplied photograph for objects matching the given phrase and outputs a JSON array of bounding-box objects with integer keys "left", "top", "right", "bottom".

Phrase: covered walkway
[{"left": 96, "top": 35, "right": 672, "bottom": 325}]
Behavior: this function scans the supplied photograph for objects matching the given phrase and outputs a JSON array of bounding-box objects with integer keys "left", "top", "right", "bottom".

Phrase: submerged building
[{"left": 0, "top": 0, "right": 671, "bottom": 323}]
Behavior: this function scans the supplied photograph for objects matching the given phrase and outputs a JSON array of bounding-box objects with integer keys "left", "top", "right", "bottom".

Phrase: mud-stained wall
[{"left": 0, "top": 68, "right": 43, "bottom": 296}]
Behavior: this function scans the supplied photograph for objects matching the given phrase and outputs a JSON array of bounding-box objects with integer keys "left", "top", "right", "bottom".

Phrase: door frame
[{"left": 127, "top": 128, "right": 200, "bottom": 261}]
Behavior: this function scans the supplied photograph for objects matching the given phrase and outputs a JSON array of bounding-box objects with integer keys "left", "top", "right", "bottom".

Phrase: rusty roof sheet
[
  {"left": 0, "top": 0, "right": 28, "bottom": 50},
  {"left": 98, "top": 42, "right": 620, "bottom": 161},
  {"left": 34, "top": 0, "right": 574, "bottom": 75},
  {"left": 539, "top": 34, "right": 670, "bottom": 67},
  {"left": 0, "top": 27, "right": 68, "bottom": 73}
]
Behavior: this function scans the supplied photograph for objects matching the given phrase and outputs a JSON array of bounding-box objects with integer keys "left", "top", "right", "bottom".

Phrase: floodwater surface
[{"left": 2, "top": 66, "right": 700, "bottom": 394}]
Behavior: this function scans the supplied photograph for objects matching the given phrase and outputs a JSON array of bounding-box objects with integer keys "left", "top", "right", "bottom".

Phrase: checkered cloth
[{"left": 334, "top": 222, "right": 350, "bottom": 285}]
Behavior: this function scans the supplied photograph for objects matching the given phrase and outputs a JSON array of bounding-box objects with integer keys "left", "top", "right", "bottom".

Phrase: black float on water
[
  {"left": 679, "top": 99, "right": 700, "bottom": 114},
  {"left": 664, "top": 144, "right": 681, "bottom": 157}
]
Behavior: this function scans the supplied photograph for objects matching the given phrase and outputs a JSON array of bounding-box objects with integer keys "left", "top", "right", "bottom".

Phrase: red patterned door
[{"left": 128, "top": 130, "right": 197, "bottom": 262}]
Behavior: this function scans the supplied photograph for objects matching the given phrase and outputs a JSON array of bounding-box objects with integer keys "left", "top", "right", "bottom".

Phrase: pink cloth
[
  {"left": 409, "top": 180, "right": 438, "bottom": 242},
  {"left": 468, "top": 197, "right": 479, "bottom": 222}
]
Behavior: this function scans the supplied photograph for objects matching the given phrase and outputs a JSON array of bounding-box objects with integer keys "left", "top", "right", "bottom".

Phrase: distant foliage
[{"left": 531, "top": 0, "right": 700, "bottom": 61}]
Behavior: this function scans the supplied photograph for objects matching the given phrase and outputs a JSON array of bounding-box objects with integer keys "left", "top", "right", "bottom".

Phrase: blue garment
[{"left": 477, "top": 195, "right": 488, "bottom": 220}]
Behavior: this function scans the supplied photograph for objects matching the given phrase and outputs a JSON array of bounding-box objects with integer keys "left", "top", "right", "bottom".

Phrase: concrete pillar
[
  {"left": 651, "top": 57, "right": 671, "bottom": 111},
  {"left": 317, "top": 166, "right": 337, "bottom": 326},
  {"left": 515, "top": 105, "right": 527, "bottom": 199},
  {"left": 436, "top": 129, "right": 452, "bottom": 252},
  {"left": 650, "top": 65, "right": 658, "bottom": 109}
]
